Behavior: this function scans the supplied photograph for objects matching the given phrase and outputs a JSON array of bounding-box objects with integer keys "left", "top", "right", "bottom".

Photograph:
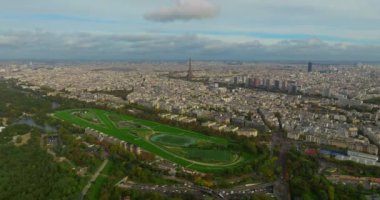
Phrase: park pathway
[{"left": 80, "top": 159, "right": 109, "bottom": 200}]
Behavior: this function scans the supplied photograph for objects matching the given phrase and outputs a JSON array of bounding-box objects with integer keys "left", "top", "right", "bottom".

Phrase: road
[
  {"left": 80, "top": 159, "right": 109, "bottom": 200},
  {"left": 116, "top": 177, "right": 273, "bottom": 200},
  {"left": 271, "top": 129, "right": 291, "bottom": 200},
  {"left": 255, "top": 110, "right": 291, "bottom": 199},
  {"left": 216, "top": 183, "right": 274, "bottom": 199}
]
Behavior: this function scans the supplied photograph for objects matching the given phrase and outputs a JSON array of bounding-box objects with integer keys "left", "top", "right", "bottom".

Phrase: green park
[{"left": 54, "top": 109, "right": 253, "bottom": 173}]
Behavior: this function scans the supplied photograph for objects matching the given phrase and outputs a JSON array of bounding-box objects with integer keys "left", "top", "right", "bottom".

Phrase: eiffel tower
[{"left": 186, "top": 57, "right": 193, "bottom": 81}]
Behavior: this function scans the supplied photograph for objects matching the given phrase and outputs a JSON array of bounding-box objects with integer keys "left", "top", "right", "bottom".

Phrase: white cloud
[
  {"left": 0, "top": 35, "right": 18, "bottom": 46},
  {"left": 0, "top": 30, "right": 379, "bottom": 61},
  {"left": 144, "top": 0, "right": 219, "bottom": 22}
]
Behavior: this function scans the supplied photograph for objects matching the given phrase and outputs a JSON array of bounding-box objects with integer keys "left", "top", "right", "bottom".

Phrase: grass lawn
[
  {"left": 185, "top": 148, "right": 237, "bottom": 163},
  {"left": 85, "top": 176, "right": 107, "bottom": 200},
  {"left": 54, "top": 109, "right": 253, "bottom": 173}
]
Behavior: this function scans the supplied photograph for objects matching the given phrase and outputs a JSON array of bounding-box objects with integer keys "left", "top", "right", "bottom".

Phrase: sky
[{"left": 0, "top": 0, "right": 380, "bottom": 61}]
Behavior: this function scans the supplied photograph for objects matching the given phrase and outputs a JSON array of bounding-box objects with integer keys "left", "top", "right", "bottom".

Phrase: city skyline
[
  {"left": 1, "top": 2, "right": 380, "bottom": 199},
  {"left": 0, "top": 0, "right": 380, "bottom": 61}
]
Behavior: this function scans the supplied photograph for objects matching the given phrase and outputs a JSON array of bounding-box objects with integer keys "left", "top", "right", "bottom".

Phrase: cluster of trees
[
  {"left": 342, "top": 104, "right": 378, "bottom": 113},
  {"left": 323, "top": 157, "right": 380, "bottom": 178},
  {"left": 364, "top": 97, "right": 380, "bottom": 105},
  {"left": 287, "top": 148, "right": 378, "bottom": 199},
  {"left": 242, "top": 140, "right": 279, "bottom": 181},
  {"left": 287, "top": 149, "right": 333, "bottom": 199},
  {"left": 0, "top": 126, "right": 83, "bottom": 200},
  {"left": 57, "top": 126, "right": 102, "bottom": 173},
  {"left": 0, "top": 80, "right": 102, "bottom": 199},
  {"left": 0, "top": 80, "right": 94, "bottom": 125}
]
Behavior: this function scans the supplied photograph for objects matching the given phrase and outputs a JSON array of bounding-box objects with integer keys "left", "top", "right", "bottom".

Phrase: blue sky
[{"left": 0, "top": 0, "right": 379, "bottom": 61}]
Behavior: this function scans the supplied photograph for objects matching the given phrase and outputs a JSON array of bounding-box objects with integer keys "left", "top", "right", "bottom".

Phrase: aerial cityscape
[{"left": 0, "top": 1, "right": 380, "bottom": 200}]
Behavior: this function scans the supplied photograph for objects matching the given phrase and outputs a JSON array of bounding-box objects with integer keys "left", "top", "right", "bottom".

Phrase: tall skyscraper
[
  {"left": 308, "top": 62, "right": 313, "bottom": 73},
  {"left": 233, "top": 76, "right": 238, "bottom": 85},
  {"left": 281, "top": 80, "right": 287, "bottom": 91},
  {"left": 242, "top": 76, "right": 248, "bottom": 85},
  {"left": 274, "top": 80, "right": 280, "bottom": 89},
  {"left": 265, "top": 79, "right": 271, "bottom": 89}
]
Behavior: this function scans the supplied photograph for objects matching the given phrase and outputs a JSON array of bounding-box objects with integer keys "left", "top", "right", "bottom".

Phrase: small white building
[
  {"left": 201, "top": 121, "right": 216, "bottom": 128},
  {"left": 288, "top": 131, "right": 302, "bottom": 140},
  {"left": 237, "top": 129, "right": 258, "bottom": 138},
  {"left": 0, "top": 126, "right": 5, "bottom": 133}
]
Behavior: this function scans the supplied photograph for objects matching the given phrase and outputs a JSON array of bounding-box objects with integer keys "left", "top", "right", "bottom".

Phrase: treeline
[
  {"left": 0, "top": 80, "right": 91, "bottom": 125},
  {"left": 88, "top": 88, "right": 134, "bottom": 100}
]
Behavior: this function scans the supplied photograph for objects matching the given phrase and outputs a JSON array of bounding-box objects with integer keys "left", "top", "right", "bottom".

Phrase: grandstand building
[{"left": 85, "top": 127, "right": 142, "bottom": 155}]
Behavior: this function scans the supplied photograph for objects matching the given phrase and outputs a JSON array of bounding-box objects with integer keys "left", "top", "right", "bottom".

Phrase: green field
[
  {"left": 54, "top": 109, "right": 252, "bottom": 173},
  {"left": 150, "top": 134, "right": 196, "bottom": 147}
]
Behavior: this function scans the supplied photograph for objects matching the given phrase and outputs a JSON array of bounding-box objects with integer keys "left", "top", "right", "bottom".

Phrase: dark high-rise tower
[
  {"left": 186, "top": 57, "right": 193, "bottom": 81},
  {"left": 308, "top": 62, "right": 313, "bottom": 72}
]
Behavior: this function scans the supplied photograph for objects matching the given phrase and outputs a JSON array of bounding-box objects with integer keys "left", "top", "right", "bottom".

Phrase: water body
[
  {"left": 16, "top": 118, "right": 57, "bottom": 133},
  {"left": 52, "top": 102, "right": 61, "bottom": 109}
]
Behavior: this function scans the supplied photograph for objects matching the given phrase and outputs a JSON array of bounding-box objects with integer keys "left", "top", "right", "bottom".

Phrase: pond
[
  {"left": 52, "top": 102, "right": 61, "bottom": 109},
  {"left": 16, "top": 118, "right": 57, "bottom": 133}
]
